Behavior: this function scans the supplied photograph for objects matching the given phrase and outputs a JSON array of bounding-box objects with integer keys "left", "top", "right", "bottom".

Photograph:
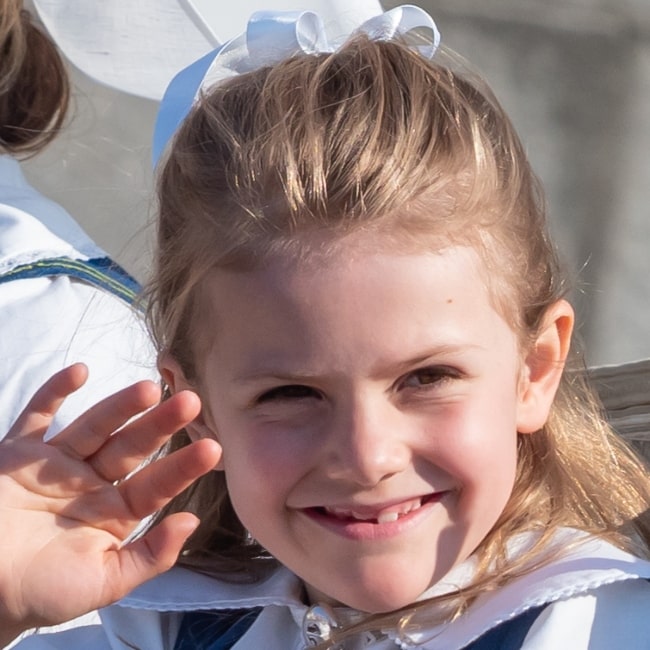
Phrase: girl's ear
[
  {"left": 158, "top": 353, "right": 222, "bottom": 458},
  {"left": 516, "top": 299, "right": 574, "bottom": 434}
]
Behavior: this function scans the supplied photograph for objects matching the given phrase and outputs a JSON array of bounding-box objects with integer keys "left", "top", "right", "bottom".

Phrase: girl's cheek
[{"left": 224, "top": 420, "right": 319, "bottom": 471}]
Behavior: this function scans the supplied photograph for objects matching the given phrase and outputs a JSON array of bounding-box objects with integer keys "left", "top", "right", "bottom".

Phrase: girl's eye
[
  {"left": 401, "top": 366, "right": 459, "bottom": 389},
  {"left": 256, "top": 384, "right": 321, "bottom": 403}
]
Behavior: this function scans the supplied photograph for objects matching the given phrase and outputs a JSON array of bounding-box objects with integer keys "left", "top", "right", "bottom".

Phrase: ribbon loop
[
  {"left": 247, "top": 11, "right": 330, "bottom": 61},
  {"left": 359, "top": 5, "right": 440, "bottom": 59}
]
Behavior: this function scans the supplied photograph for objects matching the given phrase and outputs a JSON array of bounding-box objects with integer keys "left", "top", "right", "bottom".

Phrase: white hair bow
[{"left": 152, "top": 4, "right": 440, "bottom": 166}]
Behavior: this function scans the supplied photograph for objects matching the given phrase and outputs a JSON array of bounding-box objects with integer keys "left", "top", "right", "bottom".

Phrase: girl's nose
[{"left": 323, "top": 396, "right": 412, "bottom": 487}]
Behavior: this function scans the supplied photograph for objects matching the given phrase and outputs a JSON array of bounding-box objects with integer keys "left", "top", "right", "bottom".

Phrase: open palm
[{"left": 0, "top": 364, "right": 221, "bottom": 645}]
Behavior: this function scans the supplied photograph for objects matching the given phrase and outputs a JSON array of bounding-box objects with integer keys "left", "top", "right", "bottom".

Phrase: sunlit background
[{"left": 21, "top": 0, "right": 650, "bottom": 367}]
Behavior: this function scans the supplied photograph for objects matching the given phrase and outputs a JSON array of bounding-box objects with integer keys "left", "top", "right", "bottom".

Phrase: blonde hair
[
  {"left": 147, "top": 35, "right": 650, "bottom": 640},
  {"left": 0, "top": 0, "right": 70, "bottom": 156}
]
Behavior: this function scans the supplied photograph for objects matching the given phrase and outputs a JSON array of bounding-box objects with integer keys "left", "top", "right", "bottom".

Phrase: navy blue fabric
[
  {"left": 173, "top": 604, "right": 545, "bottom": 650},
  {"left": 0, "top": 256, "right": 140, "bottom": 305},
  {"left": 173, "top": 608, "right": 263, "bottom": 650},
  {"left": 462, "top": 604, "right": 548, "bottom": 649}
]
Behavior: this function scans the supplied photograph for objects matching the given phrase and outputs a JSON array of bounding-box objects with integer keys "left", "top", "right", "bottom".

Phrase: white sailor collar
[
  {"left": 398, "top": 530, "right": 650, "bottom": 648},
  {"left": 118, "top": 563, "right": 307, "bottom": 615},
  {"left": 114, "top": 530, "right": 650, "bottom": 649}
]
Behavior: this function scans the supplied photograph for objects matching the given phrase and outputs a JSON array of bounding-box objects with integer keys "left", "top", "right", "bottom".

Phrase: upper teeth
[{"left": 325, "top": 497, "right": 423, "bottom": 522}]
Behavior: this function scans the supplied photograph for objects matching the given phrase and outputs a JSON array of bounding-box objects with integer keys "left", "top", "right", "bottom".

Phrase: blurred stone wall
[
  {"left": 22, "top": 71, "right": 158, "bottom": 283},
  {"left": 21, "top": 0, "right": 650, "bottom": 366}
]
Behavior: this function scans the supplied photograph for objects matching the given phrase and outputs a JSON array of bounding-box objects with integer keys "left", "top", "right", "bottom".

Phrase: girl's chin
[{"left": 304, "top": 581, "right": 433, "bottom": 614}]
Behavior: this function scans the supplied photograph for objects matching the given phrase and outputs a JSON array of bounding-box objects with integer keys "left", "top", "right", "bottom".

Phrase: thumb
[{"left": 107, "top": 513, "right": 199, "bottom": 599}]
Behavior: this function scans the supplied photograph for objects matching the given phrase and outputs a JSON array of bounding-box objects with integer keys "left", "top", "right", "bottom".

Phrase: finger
[
  {"left": 118, "top": 438, "right": 222, "bottom": 520},
  {"left": 87, "top": 391, "right": 202, "bottom": 483},
  {"left": 106, "top": 512, "right": 200, "bottom": 600},
  {"left": 51, "top": 380, "right": 163, "bottom": 460},
  {"left": 7, "top": 364, "right": 88, "bottom": 442}
]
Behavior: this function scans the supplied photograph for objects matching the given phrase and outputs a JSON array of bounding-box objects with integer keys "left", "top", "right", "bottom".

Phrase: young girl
[{"left": 2, "top": 5, "right": 650, "bottom": 649}]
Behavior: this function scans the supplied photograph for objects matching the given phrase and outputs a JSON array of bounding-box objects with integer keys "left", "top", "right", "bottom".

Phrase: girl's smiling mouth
[
  {"left": 301, "top": 493, "right": 450, "bottom": 539},
  {"left": 324, "top": 496, "right": 426, "bottom": 524}
]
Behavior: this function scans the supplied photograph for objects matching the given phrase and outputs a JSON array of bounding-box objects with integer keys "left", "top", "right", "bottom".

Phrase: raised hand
[{"left": 0, "top": 364, "right": 221, "bottom": 645}]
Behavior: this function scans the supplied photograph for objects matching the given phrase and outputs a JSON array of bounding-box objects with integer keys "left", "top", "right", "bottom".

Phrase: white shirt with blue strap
[{"left": 0, "top": 154, "right": 157, "bottom": 438}]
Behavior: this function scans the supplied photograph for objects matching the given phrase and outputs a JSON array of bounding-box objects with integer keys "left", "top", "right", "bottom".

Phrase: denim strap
[{"left": 0, "top": 256, "right": 140, "bottom": 306}]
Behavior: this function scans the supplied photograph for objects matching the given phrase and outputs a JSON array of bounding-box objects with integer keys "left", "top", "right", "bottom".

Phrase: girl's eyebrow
[
  {"left": 232, "top": 370, "right": 322, "bottom": 385},
  {"left": 230, "top": 344, "right": 483, "bottom": 385},
  {"left": 371, "top": 344, "right": 484, "bottom": 379}
]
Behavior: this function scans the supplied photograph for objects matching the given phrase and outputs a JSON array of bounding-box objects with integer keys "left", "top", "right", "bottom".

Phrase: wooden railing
[{"left": 590, "top": 360, "right": 650, "bottom": 462}]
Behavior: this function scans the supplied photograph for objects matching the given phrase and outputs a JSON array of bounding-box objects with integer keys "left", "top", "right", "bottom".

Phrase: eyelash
[
  {"left": 256, "top": 384, "right": 322, "bottom": 403},
  {"left": 399, "top": 366, "right": 461, "bottom": 390},
  {"left": 255, "top": 366, "right": 461, "bottom": 404}
]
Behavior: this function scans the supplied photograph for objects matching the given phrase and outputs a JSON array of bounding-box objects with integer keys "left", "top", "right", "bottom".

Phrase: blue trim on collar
[
  {"left": 0, "top": 256, "right": 141, "bottom": 305},
  {"left": 461, "top": 604, "right": 548, "bottom": 649}
]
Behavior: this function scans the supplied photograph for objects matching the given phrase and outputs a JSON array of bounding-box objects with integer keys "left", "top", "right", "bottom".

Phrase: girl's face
[{"left": 168, "top": 235, "right": 569, "bottom": 613}]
